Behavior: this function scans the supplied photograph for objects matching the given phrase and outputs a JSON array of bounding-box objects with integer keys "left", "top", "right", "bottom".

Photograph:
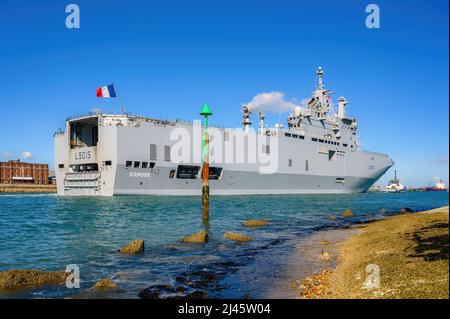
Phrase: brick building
[{"left": 0, "top": 160, "right": 49, "bottom": 185}]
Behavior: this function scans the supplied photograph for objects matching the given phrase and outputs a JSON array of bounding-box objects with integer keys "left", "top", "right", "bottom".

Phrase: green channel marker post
[{"left": 200, "top": 103, "right": 212, "bottom": 224}]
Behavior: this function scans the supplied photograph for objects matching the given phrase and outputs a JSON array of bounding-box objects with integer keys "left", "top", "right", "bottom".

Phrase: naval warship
[{"left": 54, "top": 67, "right": 394, "bottom": 196}]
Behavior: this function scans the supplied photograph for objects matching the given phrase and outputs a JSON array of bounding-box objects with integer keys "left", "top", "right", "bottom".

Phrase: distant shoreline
[
  {"left": 298, "top": 206, "right": 449, "bottom": 299},
  {"left": 0, "top": 184, "right": 56, "bottom": 194}
]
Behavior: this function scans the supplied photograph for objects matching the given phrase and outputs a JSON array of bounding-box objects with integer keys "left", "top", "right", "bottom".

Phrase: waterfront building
[{"left": 0, "top": 159, "right": 49, "bottom": 185}]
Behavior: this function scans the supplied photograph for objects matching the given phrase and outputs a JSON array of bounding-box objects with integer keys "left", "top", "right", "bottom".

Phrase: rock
[
  {"left": 139, "top": 288, "right": 160, "bottom": 299},
  {"left": 175, "top": 276, "right": 190, "bottom": 285},
  {"left": 320, "top": 240, "right": 330, "bottom": 245},
  {"left": 180, "top": 230, "right": 209, "bottom": 243},
  {"left": 243, "top": 219, "right": 269, "bottom": 227},
  {"left": 139, "top": 284, "right": 175, "bottom": 299},
  {"left": 320, "top": 252, "right": 330, "bottom": 262},
  {"left": 224, "top": 231, "right": 253, "bottom": 242},
  {"left": 400, "top": 207, "right": 413, "bottom": 213},
  {"left": 327, "top": 215, "right": 337, "bottom": 220},
  {"left": 93, "top": 278, "right": 119, "bottom": 290},
  {"left": 342, "top": 209, "right": 353, "bottom": 218},
  {"left": 118, "top": 240, "right": 144, "bottom": 254},
  {"left": 0, "top": 269, "right": 67, "bottom": 290},
  {"left": 166, "top": 295, "right": 185, "bottom": 299},
  {"left": 187, "top": 290, "right": 206, "bottom": 299}
]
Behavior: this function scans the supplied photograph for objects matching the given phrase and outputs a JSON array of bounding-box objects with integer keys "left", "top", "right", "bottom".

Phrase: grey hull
[{"left": 111, "top": 166, "right": 382, "bottom": 196}]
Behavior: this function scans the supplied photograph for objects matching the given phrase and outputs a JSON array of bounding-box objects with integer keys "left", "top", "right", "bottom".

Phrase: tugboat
[{"left": 381, "top": 170, "right": 407, "bottom": 193}]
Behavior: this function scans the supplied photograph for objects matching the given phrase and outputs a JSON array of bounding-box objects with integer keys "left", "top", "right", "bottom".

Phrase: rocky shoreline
[
  {"left": 0, "top": 205, "right": 448, "bottom": 299},
  {"left": 0, "top": 222, "right": 269, "bottom": 299},
  {"left": 297, "top": 206, "right": 449, "bottom": 299},
  {"left": 0, "top": 184, "right": 56, "bottom": 193}
]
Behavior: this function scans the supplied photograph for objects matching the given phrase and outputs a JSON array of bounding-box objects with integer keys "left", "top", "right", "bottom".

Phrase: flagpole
[
  {"left": 119, "top": 97, "right": 125, "bottom": 114},
  {"left": 114, "top": 85, "right": 126, "bottom": 114}
]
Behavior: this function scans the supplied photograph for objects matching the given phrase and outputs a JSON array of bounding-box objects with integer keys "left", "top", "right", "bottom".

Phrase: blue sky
[{"left": 0, "top": 0, "right": 448, "bottom": 186}]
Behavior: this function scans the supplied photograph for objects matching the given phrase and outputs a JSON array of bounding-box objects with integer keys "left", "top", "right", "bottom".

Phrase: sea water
[{"left": 0, "top": 192, "right": 447, "bottom": 298}]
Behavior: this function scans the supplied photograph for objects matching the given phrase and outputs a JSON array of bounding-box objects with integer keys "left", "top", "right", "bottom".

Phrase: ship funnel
[
  {"left": 337, "top": 96, "right": 347, "bottom": 119},
  {"left": 258, "top": 112, "right": 265, "bottom": 134},
  {"left": 242, "top": 104, "right": 252, "bottom": 133}
]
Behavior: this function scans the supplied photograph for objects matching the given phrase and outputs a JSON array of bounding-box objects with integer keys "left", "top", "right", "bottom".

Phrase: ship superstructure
[
  {"left": 54, "top": 68, "right": 394, "bottom": 196},
  {"left": 381, "top": 170, "right": 407, "bottom": 192},
  {"left": 424, "top": 178, "right": 448, "bottom": 192}
]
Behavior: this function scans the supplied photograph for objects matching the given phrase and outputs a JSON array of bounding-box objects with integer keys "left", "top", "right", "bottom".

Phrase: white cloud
[
  {"left": 246, "top": 92, "right": 300, "bottom": 113},
  {"left": 21, "top": 151, "right": 33, "bottom": 160}
]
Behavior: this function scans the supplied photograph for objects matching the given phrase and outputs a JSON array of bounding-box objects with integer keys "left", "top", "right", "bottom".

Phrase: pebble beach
[{"left": 298, "top": 206, "right": 449, "bottom": 299}]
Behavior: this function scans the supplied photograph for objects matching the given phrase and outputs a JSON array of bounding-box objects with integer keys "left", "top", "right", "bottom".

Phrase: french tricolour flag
[{"left": 96, "top": 84, "right": 117, "bottom": 98}]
